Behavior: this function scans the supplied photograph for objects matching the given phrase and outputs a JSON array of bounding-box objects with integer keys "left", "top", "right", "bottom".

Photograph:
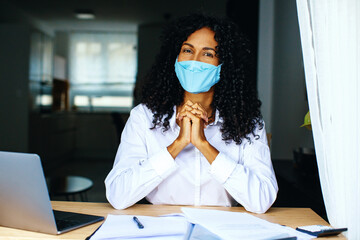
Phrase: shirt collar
[
  {"left": 210, "top": 109, "right": 223, "bottom": 126},
  {"left": 169, "top": 106, "right": 178, "bottom": 131}
]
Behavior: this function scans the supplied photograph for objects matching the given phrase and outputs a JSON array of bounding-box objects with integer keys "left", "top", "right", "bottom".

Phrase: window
[
  {"left": 29, "top": 31, "right": 54, "bottom": 111},
  {"left": 69, "top": 32, "right": 137, "bottom": 112}
]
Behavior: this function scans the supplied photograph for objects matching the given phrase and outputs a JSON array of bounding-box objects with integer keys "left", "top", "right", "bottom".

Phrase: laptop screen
[{"left": 0, "top": 151, "right": 61, "bottom": 234}]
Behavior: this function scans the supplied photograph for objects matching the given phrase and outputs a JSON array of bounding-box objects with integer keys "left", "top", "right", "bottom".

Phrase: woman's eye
[
  {"left": 182, "top": 48, "right": 193, "bottom": 54},
  {"left": 204, "top": 52, "right": 214, "bottom": 58}
]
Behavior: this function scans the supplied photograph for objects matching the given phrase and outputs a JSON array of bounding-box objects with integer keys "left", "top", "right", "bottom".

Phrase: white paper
[
  {"left": 90, "top": 209, "right": 316, "bottom": 240},
  {"left": 90, "top": 214, "right": 188, "bottom": 240},
  {"left": 181, "top": 207, "right": 315, "bottom": 240}
]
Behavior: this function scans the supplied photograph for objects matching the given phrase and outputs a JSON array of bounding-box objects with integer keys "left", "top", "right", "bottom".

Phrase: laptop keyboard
[
  {"left": 53, "top": 210, "right": 104, "bottom": 232},
  {"left": 56, "top": 218, "right": 82, "bottom": 231}
]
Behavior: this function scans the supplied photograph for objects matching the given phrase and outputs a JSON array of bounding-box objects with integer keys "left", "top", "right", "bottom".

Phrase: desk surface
[{"left": 0, "top": 201, "right": 345, "bottom": 239}]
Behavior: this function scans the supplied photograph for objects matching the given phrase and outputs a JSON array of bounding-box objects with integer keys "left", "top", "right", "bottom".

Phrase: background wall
[
  {"left": 258, "top": 0, "right": 275, "bottom": 133},
  {"left": 0, "top": 25, "right": 30, "bottom": 152},
  {"left": 54, "top": 32, "right": 69, "bottom": 60},
  {"left": 134, "top": 23, "right": 163, "bottom": 105},
  {"left": 73, "top": 113, "right": 120, "bottom": 160},
  {"left": 268, "top": 0, "right": 314, "bottom": 159},
  {"left": 0, "top": 1, "right": 53, "bottom": 153}
]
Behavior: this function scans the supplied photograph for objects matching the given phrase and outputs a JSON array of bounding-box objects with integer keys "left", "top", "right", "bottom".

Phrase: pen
[{"left": 133, "top": 216, "right": 144, "bottom": 229}]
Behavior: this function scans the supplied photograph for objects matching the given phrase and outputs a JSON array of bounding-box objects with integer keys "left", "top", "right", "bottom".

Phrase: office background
[{"left": 0, "top": 0, "right": 320, "bottom": 216}]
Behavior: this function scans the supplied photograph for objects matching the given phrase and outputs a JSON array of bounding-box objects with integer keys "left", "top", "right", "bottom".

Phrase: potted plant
[{"left": 294, "top": 111, "right": 317, "bottom": 175}]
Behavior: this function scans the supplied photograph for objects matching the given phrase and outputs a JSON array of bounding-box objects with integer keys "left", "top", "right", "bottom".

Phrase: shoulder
[
  {"left": 245, "top": 120, "right": 268, "bottom": 145},
  {"left": 128, "top": 104, "right": 154, "bottom": 126},
  {"left": 130, "top": 104, "right": 153, "bottom": 116}
]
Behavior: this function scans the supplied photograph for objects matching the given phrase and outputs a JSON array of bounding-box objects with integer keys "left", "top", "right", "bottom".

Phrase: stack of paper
[
  {"left": 90, "top": 215, "right": 188, "bottom": 240},
  {"left": 182, "top": 208, "right": 314, "bottom": 240},
  {"left": 90, "top": 209, "right": 314, "bottom": 240}
]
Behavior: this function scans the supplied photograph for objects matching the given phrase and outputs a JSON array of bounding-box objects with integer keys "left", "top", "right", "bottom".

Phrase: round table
[{"left": 47, "top": 176, "right": 93, "bottom": 201}]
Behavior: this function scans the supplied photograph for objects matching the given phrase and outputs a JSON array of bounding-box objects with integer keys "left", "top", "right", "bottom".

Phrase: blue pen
[{"left": 133, "top": 216, "right": 144, "bottom": 229}]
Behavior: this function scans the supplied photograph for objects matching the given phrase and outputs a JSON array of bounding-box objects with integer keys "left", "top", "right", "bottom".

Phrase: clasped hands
[
  {"left": 167, "top": 100, "right": 219, "bottom": 163},
  {"left": 176, "top": 100, "right": 209, "bottom": 149}
]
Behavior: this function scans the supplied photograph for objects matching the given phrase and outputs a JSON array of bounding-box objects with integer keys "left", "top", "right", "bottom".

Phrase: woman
[{"left": 105, "top": 14, "right": 278, "bottom": 213}]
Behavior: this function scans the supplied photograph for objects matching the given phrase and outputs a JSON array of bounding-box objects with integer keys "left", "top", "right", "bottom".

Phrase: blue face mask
[{"left": 174, "top": 58, "right": 222, "bottom": 94}]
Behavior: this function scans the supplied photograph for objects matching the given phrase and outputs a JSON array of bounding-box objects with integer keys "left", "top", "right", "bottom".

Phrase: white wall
[
  {"left": 54, "top": 32, "right": 69, "bottom": 62},
  {"left": 258, "top": 0, "right": 275, "bottom": 133},
  {"left": 0, "top": 25, "right": 31, "bottom": 152}
]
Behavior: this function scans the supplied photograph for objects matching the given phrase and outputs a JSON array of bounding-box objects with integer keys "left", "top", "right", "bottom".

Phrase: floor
[{"left": 47, "top": 156, "right": 114, "bottom": 203}]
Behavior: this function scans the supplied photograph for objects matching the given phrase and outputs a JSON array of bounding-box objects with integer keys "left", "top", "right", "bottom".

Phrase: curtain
[
  {"left": 69, "top": 32, "right": 137, "bottom": 86},
  {"left": 296, "top": 0, "right": 360, "bottom": 239}
]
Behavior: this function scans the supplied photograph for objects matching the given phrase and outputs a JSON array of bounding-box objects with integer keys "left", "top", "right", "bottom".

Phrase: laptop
[{"left": 0, "top": 151, "right": 104, "bottom": 234}]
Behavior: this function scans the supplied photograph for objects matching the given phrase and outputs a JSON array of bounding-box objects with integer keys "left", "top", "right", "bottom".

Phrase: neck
[{"left": 182, "top": 87, "right": 214, "bottom": 114}]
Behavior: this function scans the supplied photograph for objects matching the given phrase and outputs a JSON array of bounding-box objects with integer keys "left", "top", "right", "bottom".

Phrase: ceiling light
[{"left": 74, "top": 9, "right": 95, "bottom": 20}]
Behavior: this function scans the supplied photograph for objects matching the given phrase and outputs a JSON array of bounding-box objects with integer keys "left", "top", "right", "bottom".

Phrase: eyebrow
[{"left": 182, "top": 43, "right": 217, "bottom": 52}]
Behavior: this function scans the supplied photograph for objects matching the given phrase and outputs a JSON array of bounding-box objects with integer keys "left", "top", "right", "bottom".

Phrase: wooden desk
[{"left": 0, "top": 201, "right": 345, "bottom": 239}]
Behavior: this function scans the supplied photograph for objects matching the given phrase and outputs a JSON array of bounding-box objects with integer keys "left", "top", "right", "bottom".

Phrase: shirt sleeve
[
  {"left": 210, "top": 124, "right": 278, "bottom": 213},
  {"left": 105, "top": 106, "right": 178, "bottom": 209}
]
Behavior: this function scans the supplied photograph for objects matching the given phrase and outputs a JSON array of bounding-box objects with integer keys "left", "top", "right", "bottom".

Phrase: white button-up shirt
[{"left": 105, "top": 104, "right": 278, "bottom": 213}]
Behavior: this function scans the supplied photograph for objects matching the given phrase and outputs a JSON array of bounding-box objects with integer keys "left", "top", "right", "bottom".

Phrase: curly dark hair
[{"left": 141, "top": 13, "right": 263, "bottom": 144}]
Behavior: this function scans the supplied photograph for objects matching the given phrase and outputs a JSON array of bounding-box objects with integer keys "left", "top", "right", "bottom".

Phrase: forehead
[{"left": 184, "top": 27, "right": 218, "bottom": 47}]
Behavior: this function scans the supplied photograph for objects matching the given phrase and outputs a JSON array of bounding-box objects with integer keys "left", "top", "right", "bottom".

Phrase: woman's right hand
[
  {"left": 167, "top": 101, "right": 193, "bottom": 159},
  {"left": 176, "top": 100, "right": 194, "bottom": 145},
  {"left": 167, "top": 100, "right": 209, "bottom": 159}
]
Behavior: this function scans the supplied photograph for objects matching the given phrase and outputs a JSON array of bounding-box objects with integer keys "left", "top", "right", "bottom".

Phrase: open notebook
[{"left": 0, "top": 151, "right": 104, "bottom": 234}]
